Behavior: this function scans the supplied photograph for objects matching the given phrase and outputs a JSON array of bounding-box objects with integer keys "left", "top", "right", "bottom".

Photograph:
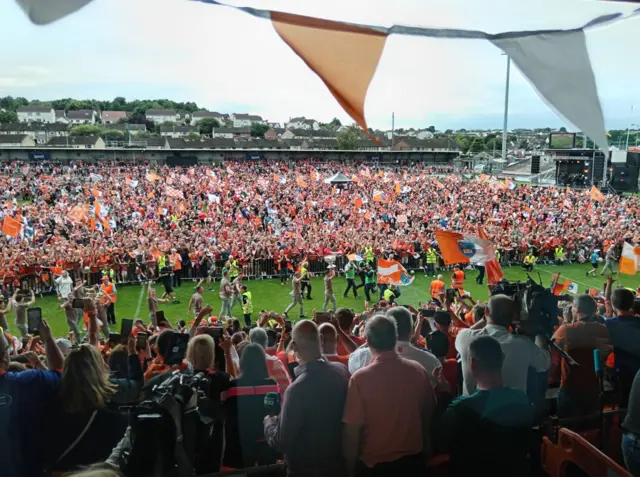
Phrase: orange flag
[
  {"left": 354, "top": 198, "right": 363, "bottom": 209},
  {"left": 395, "top": 183, "right": 401, "bottom": 194},
  {"left": 2, "top": 216, "right": 22, "bottom": 238},
  {"left": 274, "top": 173, "right": 280, "bottom": 183},
  {"left": 590, "top": 185, "right": 603, "bottom": 202},
  {"left": 93, "top": 200, "right": 101, "bottom": 218},
  {"left": 271, "top": 11, "right": 387, "bottom": 137},
  {"left": 378, "top": 170, "right": 384, "bottom": 177},
  {"left": 297, "top": 176, "right": 308, "bottom": 188}
]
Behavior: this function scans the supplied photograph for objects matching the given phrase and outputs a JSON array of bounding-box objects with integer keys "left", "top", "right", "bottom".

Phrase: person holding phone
[
  {"left": 12, "top": 289, "right": 35, "bottom": 338},
  {"left": 0, "top": 319, "right": 64, "bottom": 477}
]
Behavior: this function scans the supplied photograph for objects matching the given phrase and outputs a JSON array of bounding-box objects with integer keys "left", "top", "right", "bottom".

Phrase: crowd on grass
[
  {"left": 0, "top": 160, "right": 639, "bottom": 293},
  {"left": 2, "top": 262, "right": 640, "bottom": 476},
  {"left": 1, "top": 159, "right": 640, "bottom": 477}
]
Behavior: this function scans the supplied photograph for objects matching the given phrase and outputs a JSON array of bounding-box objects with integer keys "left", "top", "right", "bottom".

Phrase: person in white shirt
[
  {"left": 55, "top": 270, "right": 74, "bottom": 301},
  {"left": 455, "top": 294, "right": 551, "bottom": 396},
  {"left": 349, "top": 306, "right": 441, "bottom": 386}
]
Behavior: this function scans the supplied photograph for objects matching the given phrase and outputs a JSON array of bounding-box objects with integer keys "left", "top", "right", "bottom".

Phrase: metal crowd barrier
[{"left": 1, "top": 247, "right": 592, "bottom": 296}]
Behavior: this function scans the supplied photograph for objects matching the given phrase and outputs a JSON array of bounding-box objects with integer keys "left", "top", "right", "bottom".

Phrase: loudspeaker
[
  {"left": 531, "top": 155, "right": 541, "bottom": 174},
  {"left": 627, "top": 152, "right": 640, "bottom": 168},
  {"left": 166, "top": 156, "right": 198, "bottom": 166},
  {"left": 611, "top": 165, "right": 639, "bottom": 192}
]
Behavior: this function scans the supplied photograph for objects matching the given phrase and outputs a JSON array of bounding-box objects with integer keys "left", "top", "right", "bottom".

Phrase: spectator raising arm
[{"left": 39, "top": 319, "right": 64, "bottom": 371}]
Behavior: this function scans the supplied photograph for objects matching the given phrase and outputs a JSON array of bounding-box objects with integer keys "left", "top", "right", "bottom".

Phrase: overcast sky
[{"left": 2, "top": 0, "right": 639, "bottom": 130}]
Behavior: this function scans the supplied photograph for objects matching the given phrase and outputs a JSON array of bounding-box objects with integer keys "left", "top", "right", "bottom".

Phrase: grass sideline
[{"left": 12, "top": 262, "right": 638, "bottom": 338}]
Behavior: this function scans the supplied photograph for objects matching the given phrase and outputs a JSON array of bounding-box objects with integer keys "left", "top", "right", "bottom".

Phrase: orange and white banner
[
  {"left": 377, "top": 258, "right": 414, "bottom": 286},
  {"left": 619, "top": 242, "right": 640, "bottom": 275}
]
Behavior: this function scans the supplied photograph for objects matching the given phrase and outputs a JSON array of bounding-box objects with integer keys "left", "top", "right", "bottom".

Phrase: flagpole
[
  {"left": 391, "top": 112, "right": 395, "bottom": 150},
  {"left": 501, "top": 54, "right": 511, "bottom": 162}
]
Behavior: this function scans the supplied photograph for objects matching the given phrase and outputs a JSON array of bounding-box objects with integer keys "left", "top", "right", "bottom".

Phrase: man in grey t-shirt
[
  {"left": 219, "top": 270, "right": 233, "bottom": 318},
  {"left": 60, "top": 293, "right": 81, "bottom": 338},
  {"left": 323, "top": 267, "right": 337, "bottom": 312},
  {"left": 284, "top": 272, "right": 305, "bottom": 318},
  {"left": 600, "top": 244, "right": 618, "bottom": 275}
]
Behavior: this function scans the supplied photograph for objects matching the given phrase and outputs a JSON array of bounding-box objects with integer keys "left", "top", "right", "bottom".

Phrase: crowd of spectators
[
  {"left": 1, "top": 270, "right": 639, "bottom": 476},
  {"left": 0, "top": 159, "right": 638, "bottom": 293}
]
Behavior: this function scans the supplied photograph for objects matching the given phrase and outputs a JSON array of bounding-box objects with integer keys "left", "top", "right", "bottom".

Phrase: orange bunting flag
[
  {"left": 297, "top": 176, "right": 308, "bottom": 188},
  {"left": 354, "top": 198, "right": 363, "bottom": 209},
  {"left": 378, "top": 170, "right": 384, "bottom": 177},
  {"left": 590, "top": 185, "right": 603, "bottom": 202},
  {"left": 395, "top": 183, "right": 401, "bottom": 194},
  {"left": 2, "top": 215, "right": 22, "bottom": 238},
  {"left": 274, "top": 173, "right": 280, "bottom": 183},
  {"left": 271, "top": 11, "right": 387, "bottom": 139},
  {"left": 93, "top": 200, "right": 101, "bottom": 218}
]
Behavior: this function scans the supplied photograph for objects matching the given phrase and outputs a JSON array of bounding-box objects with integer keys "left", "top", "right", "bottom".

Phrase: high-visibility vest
[
  {"left": 426, "top": 249, "right": 437, "bottom": 264},
  {"left": 365, "top": 247, "right": 374, "bottom": 262},
  {"left": 524, "top": 255, "right": 536, "bottom": 265},
  {"left": 430, "top": 280, "right": 445, "bottom": 299},
  {"left": 242, "top": 291, "right": 253, "bottom": 314},
  {"left": 452, "top": 271, "right": 465, "bottom": 289},
  {"left": 365, "top": 270, "right": 376, "bottom": 284},
  {"left": 383, "top": 288, "right": 395, "bottom": 302},
  {"left": 345, "top": 264, "right": 355, "bottom": 279},
  {"left": 555, "top": 247, "right": 564, "bottom": 259},
  {"left": 101, "top": 282, "right": 117, "bottom": 303},
  {"left": 301, "top": 266, "right": 310, "bottom": 280},
  {"left": 158, "top": 255, "right": 167, "bottom": 270},
  {"left": 229, "top": 259, "right": 239, "bottom": 277}
]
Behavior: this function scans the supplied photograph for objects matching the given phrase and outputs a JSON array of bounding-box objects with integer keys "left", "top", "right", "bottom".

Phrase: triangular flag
[
  {"left": 271, "top": 11, "right": 387, "bottom": 136},
  {"left": 493, "top": 31, "right": 608, "bottom": 151}
]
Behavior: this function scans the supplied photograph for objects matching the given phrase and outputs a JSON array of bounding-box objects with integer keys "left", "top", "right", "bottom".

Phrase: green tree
[
  {"left": 444, "top": 129, "right": 453, "bottom": 135},
  {"left": 427, "top": 125, "right": 436, "bottom": 133},
  {"left": 558, "top": 127, "right": 567, "bottom": 133},
  {"left": 70, "top": 125, "right": 104, "bottom": 136},
  {"left": 469, "top": 137, "right": 485, "bottom": 154},
  {"left": 102, "top": 129, "right": 124, "bottom": 139},
  {"left": 250, "top": 123, "right": 269, "bottom": 138},
  {"left": 186, "top": 132, "right": 200, "bottom": 140},
  {"left": 0, "top": 110, "right": 18, "bottom": 123},
  {"left": 455, "top": 134, "right": 471, "bottom": 153},
  {"left": 337, "top": 124, "right": 362, "bottom": 150},
  {"left": 198, "top": 118, "right": 221, "bottom": 135},
  {"left": 329, "top": 117, "right": 341, "bottom": 128}
]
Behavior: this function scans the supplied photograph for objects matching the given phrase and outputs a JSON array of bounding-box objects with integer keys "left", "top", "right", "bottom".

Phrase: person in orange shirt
[
  {"left": 170, "top": 248, "right": 183, "bottom": 288},
  {"left": 451, "top": 266, "right": 466, "bottom": 295},
  {"left": 100, "top": 276, "right": 117, "bottom": 326},
  {"left": 430, "top": 274, "right": 446, "bottom": 306}
]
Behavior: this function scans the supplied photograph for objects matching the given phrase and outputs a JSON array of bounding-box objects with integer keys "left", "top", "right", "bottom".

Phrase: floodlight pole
[{"left": 501, "top": 55, "right": 511, "bottom": 162}]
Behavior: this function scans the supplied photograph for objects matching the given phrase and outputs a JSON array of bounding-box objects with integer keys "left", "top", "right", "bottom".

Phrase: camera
[{"left": 118, "top": 370, "right": 221, "bottom": 477}]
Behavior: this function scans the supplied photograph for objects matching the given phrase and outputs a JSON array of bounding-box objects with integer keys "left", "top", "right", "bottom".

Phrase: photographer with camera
[{"left": 455, "top": 295, "right": 551, "bottom": 397}]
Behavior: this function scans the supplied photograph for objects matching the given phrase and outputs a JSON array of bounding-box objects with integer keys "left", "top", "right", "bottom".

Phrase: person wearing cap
[
  {"left": 323, "top": 266, "right": 337, "bottom": 312},
  {"left": 100, "top": 275, "right": 117, "bottom": 326}
]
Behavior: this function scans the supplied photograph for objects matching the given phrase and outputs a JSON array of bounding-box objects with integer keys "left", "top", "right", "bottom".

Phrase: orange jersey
[{"left": 430, "top": 280, "right": 445, "bottom": 299}]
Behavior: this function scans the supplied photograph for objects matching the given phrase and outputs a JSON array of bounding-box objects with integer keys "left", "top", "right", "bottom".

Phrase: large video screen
[{"left": 549, "top": 133, "right": 576, "bottom": 149}]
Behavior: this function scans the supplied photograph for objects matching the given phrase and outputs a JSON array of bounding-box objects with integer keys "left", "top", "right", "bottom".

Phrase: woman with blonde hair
[
  {"left": 47, "top": 344, "right": 127, "bottom": 474},
  {"left": 185, "top": 332, "right": 237, "bottom": 474}
]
